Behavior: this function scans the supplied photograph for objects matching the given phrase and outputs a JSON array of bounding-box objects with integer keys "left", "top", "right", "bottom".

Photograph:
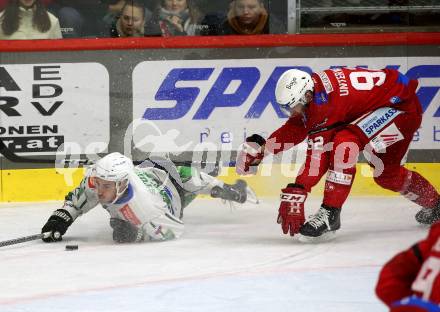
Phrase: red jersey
[
  {"left": 267, "top": 68, "right": 420, "bottom": 154},
  {"left": 376, "top": 222, "right": 440, "bottom": 306}
]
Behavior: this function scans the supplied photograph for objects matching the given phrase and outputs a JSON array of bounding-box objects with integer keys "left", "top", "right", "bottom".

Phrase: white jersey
[{"left": 62, "top": 164, "right": 220, "bottom": 241}]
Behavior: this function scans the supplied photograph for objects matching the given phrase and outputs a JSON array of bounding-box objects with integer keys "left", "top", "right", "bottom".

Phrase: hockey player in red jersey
[
  {"left": 236, "top": 67, "right": 440, "bottom": 239},
  {"left": 376, "top": 222, "right": 440, "bottom": 311}
]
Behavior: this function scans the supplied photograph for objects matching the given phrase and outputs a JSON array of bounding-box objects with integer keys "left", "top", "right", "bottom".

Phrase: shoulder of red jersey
[
  {"left": 416, "top": 221, "right": 440, "bottom": 256},
  {"left": 428, "top": 221, "right": 440, "bottom": 240},
  {"left": 311, "top": 68, "right": 350, "bottom": 103},
  {"left": 313, "top": 70, "right": 335, "bottom": 95},
  {"left": 311, "top": 71, "right": 333, "bottom": 105}
]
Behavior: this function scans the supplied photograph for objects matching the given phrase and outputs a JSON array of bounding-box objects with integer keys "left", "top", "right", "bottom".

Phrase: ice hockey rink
[{"left": 0, "top": 197, "right": 428, "bottom": 312}]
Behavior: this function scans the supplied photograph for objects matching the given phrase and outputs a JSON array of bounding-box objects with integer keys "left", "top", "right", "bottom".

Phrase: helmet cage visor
[
  {"left": 279, "top": 93, "right": 308, "bottom": 116},
  {"left": 91, "top": 167, "right": 130, "bottom": 204}
]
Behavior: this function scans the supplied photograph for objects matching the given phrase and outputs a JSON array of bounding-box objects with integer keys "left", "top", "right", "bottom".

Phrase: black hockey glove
[
  {"left": 110, "top": 218, "right": 143, "bottom": 243},
  {"left": 41, "top": 209, "right": 73, "bottom": 242}
]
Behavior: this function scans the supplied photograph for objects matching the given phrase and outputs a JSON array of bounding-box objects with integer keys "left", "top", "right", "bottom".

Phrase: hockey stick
[
  {"left": 0, "top": 232, "right": 55, "bottom": 248},
  {"left": 0, "top": 139, "right": 57, "bottom": 164},
  {"left": 308, "top": 121, "right": 345, "bottom": 136},
  {"left": 0, "top": 139, "right": 230, "bottom": 168}
]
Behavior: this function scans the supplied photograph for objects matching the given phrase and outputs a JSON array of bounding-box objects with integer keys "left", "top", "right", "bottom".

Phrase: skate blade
[
  {"left": 297, "top": 231, "right": 337, "bottom": 243},
  {"left": 245, "top": 186, "right": 259, "bottom": 204}
]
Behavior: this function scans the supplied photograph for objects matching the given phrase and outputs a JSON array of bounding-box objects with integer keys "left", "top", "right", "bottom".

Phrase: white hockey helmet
[
  {"left": 94, "top": 152, "right": 134, "bottom": 181},
  {"left": 93, "top": 152, "right": 134, "bottom": 201},
  {"left": 275, "top": 69, "right": 314, "bottom": 115}
]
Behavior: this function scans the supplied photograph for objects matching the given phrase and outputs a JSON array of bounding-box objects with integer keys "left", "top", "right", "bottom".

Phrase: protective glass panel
[
  {"left": 297, "top": 0, "right": 440, "bottom": 33},
  {"left": 0, "top": 0, "right": 288, "bottom": 39}
]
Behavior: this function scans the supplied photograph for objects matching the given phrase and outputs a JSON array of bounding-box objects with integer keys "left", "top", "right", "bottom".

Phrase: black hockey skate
[
  {"left": 415, "top": 201, "right": 440, "bottom": 225},
  {"left": 210, "top": 180, "right": 248, "bottom": 204},
  {"left": 299, "top": 205, "right": 341, "bottom": 238}
]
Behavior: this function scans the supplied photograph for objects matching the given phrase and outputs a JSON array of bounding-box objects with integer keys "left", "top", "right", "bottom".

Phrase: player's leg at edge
[
  {"left": 177, "top": 166, "right": 259, "bottom": 206},
  {"left": 398, "top": 170, "right": 440, "bottom": 225}
]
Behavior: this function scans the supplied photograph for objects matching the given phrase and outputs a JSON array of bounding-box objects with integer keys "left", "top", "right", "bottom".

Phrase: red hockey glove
[
  {"left": 277, "top": 184, "right": 307, "bottom": 236},
  {"left": 236, "top": 134, "right": 266, "bottom": 175}
]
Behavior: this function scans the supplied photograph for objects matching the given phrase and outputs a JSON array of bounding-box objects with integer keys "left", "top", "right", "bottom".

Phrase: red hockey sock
[
  {"left": 322, "top": 128, "right": 360, "bottom": 209},
  {"left": 401, "top": 171, "right": 440, "bottom": 209},
  {"left": 322, "top": 167, "right": 356, "bottom": 209}
]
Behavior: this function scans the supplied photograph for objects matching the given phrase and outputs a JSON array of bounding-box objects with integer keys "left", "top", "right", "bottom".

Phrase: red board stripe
[{"left": 0, "top": 32, "right": 439, "bottom": 52}]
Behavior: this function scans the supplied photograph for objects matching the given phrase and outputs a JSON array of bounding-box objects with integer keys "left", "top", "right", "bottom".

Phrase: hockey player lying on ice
[
  {"left": 376, "top": 221, "right": 440, "bottom": 312},
  {"left": 41, "top": 153, "right": 257, "bottom": 243},
  {"left": 236, "top": 67, "right": 440, "bottom": 240}
]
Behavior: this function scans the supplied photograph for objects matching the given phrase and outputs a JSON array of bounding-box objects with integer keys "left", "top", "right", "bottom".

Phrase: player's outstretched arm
[
  {"left": 41, "top": 176, "right": 98, "bottom": 242},
  {"left": 110, "top": 218, "right": 144, "bottom": 243},
  {"left": 110, "top": 210, "right": 184, "bottom": 243},
  {"left": 266, "top": 113, "right": 308, "bottom": 154},
  {"left": 41, "top": 209, "right": 74, "bottom": 242},
  {"left": 143, "top": 212, "right": 184, "bottom": 241},
  {"left": 376, "top": 246, "right": 423, "bottom": 306},
  {"left": 109, "top": 205, "right": 185, "bottom": 243}
]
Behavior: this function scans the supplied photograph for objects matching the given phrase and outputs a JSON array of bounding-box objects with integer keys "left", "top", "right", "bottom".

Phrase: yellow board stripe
[
  {"left": 1, "top": 168, "right": 86, "bottom": 202},
  {"left": 1, "top": 163, "right": 439, "bottom": 202},
  {"left": 216, "top": 163, "right": 440, "bottom": 198}
]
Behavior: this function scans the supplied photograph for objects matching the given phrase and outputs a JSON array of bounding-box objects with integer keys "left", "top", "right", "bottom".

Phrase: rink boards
[
  {"left": 0, "top": 33, "right": 439, "bottom": 202},
  {"left": 1, "top": 163, "right": 439, "bottom": 202}
]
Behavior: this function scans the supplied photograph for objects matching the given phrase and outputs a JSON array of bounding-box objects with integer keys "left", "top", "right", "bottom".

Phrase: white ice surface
[{"left": 0, "top": 197, "right": 428, "bottom": 312}]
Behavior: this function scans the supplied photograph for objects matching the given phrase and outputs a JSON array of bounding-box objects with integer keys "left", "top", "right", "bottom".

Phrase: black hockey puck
[{"left": 65, "top": 245, "right": 78, "bottom": 251}]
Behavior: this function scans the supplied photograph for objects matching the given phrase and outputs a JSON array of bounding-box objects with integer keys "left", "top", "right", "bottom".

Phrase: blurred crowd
[{"left": 0, "top": 0, "right": 286, "bottom": 39}]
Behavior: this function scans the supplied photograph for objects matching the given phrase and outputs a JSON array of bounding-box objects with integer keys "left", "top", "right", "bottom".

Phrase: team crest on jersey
[
  {"left": 314, "top": 92, "right": 329, "bottom": 105},
  {"left": 318, "top": 71, "right": 334, "bottom": 94},
  {"left": 390, "top": 96, "right": 402, "bottom": 104}
]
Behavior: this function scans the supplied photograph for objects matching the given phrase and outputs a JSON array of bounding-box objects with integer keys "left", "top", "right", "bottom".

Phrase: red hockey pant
[{"left": 295, "top": 110, "right": 439, "bottom": 209}]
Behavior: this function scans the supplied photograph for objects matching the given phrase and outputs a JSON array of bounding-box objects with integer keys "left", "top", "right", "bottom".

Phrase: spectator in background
[
  {"left": 225, "top": 0, "right": 268, "bottom": 34},
  {"left": 0, "top": 0, "right": 62, "bottom": 39},
  {"left": 47, "top": 0, "right": 105, "bottom": 38},
  {"left": 110, "top": 0, "right": 146, "bottom": 37},
  {"left": 202, "top": 0, "right": 281, "bottom": 36},
  {"left": 102, "top": 0, "right": 126, "bottom": 30},
  {"left": 145, "top": 0, "right": 203, "bottom": 37},
  {"left": 46, "top": 0, "right": 84, "bottom": 38},
  {"left": 101, "top": 0, "right": 152, "bottom": 37},
  {"left": 0, "top": 0, "right": 50, "bottom": 11}
]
